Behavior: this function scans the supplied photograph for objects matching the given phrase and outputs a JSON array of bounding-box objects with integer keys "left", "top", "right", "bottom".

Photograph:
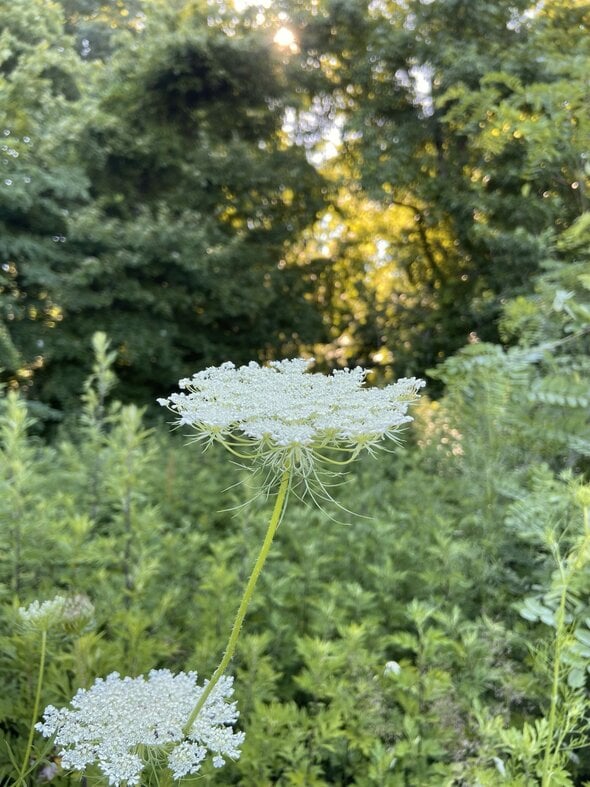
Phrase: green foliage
[
  {"left": 0, "top": 0, "right": 89, "bottom": 388},
  {"left": 283, "top": 0, "right": 590, "bottom": 377},
  {"left": 56, "top": 0, "right": 145, "bottom": 62},
  {"left": 1, "top": 0, "right": 329, "bottom": 411},
  {"left": 3, "top": 0, "right": 589, "bottom": 409},
  {"left": 1, "top": 324, "right": 590, "bottom": 784},
  {"left": 1, "top": 1, "right": 590, "bottom": 782}
]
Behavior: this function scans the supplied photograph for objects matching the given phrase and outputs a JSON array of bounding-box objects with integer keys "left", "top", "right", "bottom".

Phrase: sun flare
[{"left": 273, "top": 26, "right": 297, "bottom": 50}]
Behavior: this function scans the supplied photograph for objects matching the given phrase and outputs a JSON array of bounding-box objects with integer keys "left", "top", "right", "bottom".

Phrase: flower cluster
[
  {"left": 19, "top": 596, "right": 67, "bottom": 631},
  {"left": 19, "top": 594, "right": 95, "bottom": 633},
  {"left": 61, "top": 593, "right": 95, "bottom": 633},
  {"left": 158, "top": 359, "right": 425, "bottom": 480},
  {"left": 36, "top": 670, "right": 244, "bottom": 785}
]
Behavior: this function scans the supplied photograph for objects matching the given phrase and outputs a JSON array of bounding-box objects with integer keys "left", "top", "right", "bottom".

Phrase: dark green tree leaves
[{"left": 2, "top": 2, "right": 327, "bottom": 409}]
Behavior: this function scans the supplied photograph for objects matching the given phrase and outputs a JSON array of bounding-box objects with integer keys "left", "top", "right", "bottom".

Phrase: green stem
[
  {"left": 183, "top": 468, "right": 292, "bottom": 735},
  {"left": 541, "top": 513, "right": 590, "bottom": 787},
  {"left": 16, "top": 628, "right": 47, "bottom": 786},
  {"left": 541, "top": 565, "right": 567, "bottom": 787}
]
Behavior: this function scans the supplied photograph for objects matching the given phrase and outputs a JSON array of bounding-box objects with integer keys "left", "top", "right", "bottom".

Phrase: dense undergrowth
[{"left": 1, "top": 262, "right": 590, "bottom": 786}]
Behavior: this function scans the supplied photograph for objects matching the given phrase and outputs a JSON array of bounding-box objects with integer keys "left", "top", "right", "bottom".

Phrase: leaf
[
  {"left": 552, "top": 290, "right": 574, "bottom": 312},
  {"left": 574, "top": 628, "right": 590, "bottom": 648},
  {"left": 519, "top": 597, "right": 554, "bottom": 625},
  {"left": 567, "top": 667, "right": 586, "bottom": 689}
]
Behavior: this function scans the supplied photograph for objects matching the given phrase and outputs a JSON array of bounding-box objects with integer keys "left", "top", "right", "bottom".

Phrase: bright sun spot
[
  {"left": 234, "top": 0, "right": 272, "bottom": 9},
  {"left": 273, "top": 26, "right": 297, "bottom": 50}
]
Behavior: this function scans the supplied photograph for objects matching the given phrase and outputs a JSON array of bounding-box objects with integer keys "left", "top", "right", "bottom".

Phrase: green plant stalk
[
  {"left": 16, "top": 628, "right": 47, "bottom": 786},
  {"left": 541, "top": 508, "right": 590, "bottom": 786},
  {"left": 541, "top": 557, "right": 567, "bottom": 787},
  {"left": 13, "top": 517, "right": 22, "bottom": 596},
  {"left": 182, "top": 468, "right": 292, "bottom": 735}
]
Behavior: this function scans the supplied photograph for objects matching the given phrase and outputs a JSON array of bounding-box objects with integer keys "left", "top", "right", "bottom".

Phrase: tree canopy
[{"left": 1, "top": 0, "right": 588, "bottom": 410}]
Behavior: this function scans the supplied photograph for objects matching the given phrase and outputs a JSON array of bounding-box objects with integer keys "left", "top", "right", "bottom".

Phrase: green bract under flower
[{"left": 158, "top": 359, "right": 425, "bottom": 480}]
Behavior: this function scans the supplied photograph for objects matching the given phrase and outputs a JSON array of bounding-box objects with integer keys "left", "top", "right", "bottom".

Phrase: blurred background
[{"left": 1, "top": 0, "right": 587, "bottom": 416}]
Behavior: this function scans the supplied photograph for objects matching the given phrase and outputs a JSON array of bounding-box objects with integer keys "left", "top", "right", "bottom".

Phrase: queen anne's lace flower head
[
  {"left": 60, "top": 593, "right": 95, "bottom": 633},
  {"left": 19, "top": 594, "right": 95, "bottom": 633},
  {"left": 36, "top": 670, "right": 244, "bottom": 785},
  {"left": 158, "top": 359, "right": 425, "bottom": 482},
  {"left": 19, "top": 596, "right": 67, "bottom": 631}
]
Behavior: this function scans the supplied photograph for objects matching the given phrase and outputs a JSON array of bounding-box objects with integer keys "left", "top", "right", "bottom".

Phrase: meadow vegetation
[{"left": 2, "top": 272, "right": 590, "bottom": 783}]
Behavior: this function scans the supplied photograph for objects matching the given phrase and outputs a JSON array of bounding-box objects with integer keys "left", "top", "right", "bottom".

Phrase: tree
[
  {"left": 24, "top": 2, "right": 326, "bottom": 408},
  {"left": 56, "top": 0, "right": 145, "bottom": 61},
  {"left": 280, "top": 0, "right": 590, "bottom": 376},
  {"left": 0, "top": 0, "right": 88, "bottom": 404}
]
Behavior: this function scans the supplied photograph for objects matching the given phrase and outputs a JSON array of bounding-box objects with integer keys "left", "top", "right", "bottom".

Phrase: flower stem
[
  {"left": 541, "top": 510, "right": 590, "bottom": 786},
  {"left": 541, "top": 559, "right": 567, "bottom": 787},
  {"left": 183, "top": 468, "right": 292, "bottom": 735},
  {"left": 16, "top": 628, "right": 47, "bottom": 786}
]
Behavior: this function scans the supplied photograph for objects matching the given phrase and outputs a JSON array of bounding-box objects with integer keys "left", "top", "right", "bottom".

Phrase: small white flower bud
[
  {"left": 18, "top": 594, "right": 95, "bottom": 633},
  {"left": 61, "top": 593, "right": 95, "bottom": 633}
]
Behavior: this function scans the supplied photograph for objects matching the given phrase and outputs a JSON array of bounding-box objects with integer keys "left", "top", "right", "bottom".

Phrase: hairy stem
[{"left": 183, "top": 468, "right": 292, "bottom": 735}]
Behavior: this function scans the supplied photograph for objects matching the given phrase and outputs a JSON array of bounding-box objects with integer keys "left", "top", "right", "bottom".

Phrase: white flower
[
  {"left": 36, "top": 670, "right": 244, "bottom": 785},
  {"left": 19, "top": 596, "right": 67, "bottom": 630},
  {"left": 19, "top": 594, "right": 95, "bottom": 633},
  {"left": 384, "top": 660, "right": 402, "bottom": 676},
  {"left": 158, "top": 359, "right": 424, "bottom": 480},
  {"left": 61, "top": 593, "right": 95, "bottom": 632}
]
